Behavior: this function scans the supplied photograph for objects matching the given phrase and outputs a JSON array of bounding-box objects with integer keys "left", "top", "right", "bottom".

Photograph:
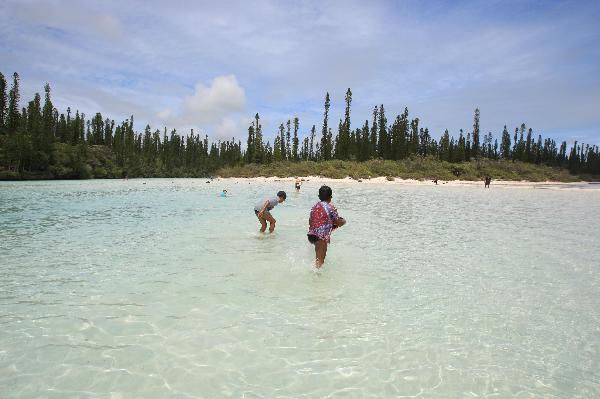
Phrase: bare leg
[
  {"left": 263, "top": 211, "right": 277, "bottom": 233},
  {"left": 257, "top": 214, "right": 267, "bottom": 232},
  {"left": 314, "top": 240, "right": 328, "bottom": 268}
]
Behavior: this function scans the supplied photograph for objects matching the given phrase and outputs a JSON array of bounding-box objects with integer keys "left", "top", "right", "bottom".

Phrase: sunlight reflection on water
[{"left": 0, "top": 178, "right": 599, "bottom": 398}]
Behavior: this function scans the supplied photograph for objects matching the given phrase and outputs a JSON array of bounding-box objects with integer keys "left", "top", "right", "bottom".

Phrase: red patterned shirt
[{"left": 308, "top": 201, "right": 339, "bottom": 243}]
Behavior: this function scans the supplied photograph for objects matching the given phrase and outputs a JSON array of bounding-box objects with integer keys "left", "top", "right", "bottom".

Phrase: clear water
[{"left": 1, "top": 179, "right": 599, "bottom": 398}]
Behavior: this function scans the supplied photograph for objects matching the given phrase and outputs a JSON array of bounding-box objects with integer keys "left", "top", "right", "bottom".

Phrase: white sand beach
[{"left": 216, "top": 175, "right": 600, "bottom": 190}]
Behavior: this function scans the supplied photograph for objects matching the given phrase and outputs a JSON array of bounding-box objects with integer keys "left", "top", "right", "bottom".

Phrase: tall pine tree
[
  {"left": 292, "top": 117, "right": 299, "bottom": 161},
  {"left": 377, "top": 105, "right": 388, "bottom": 158},
  {"left": 501, "top": 125, "right": 511, "bottom": 159},
  {"left": 254, "top": 113, "right": 263, "bottom": 163},
  {"left": 285, "top": 119, "right": 291, "bottom": 161},
  {"left": 472, "top": 108, "right": 480, "bottom": 158},
  {"left": 336, "top": 88, "right": 352, "bottom": 160},
  {"left": 0, "top": 72, "right": 7, "bottom": 133},
  {"left": 279, "top": 123, "right": 286, "bottom": 160},
  {"left": 370, "top": 106, "right": 378, "bottom": 158},
  {"left": 309, "top": 124, "right": 316, "bottom": 160},
  {"left": 7, "top": 72, "right": 20, "bottom": 134},
  {"left": 320, "top": 92, "right": 332, "bottom": 160},
  {"left": 245, "top": 122, "right": 255, "bottom": 163}
]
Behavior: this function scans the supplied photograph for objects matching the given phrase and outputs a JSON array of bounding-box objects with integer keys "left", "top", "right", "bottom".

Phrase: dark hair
[
  {"left": 318, "top": 185, "right": 332, "bottom": 201},
  {"left": 277, "top": 190, "right": 287, "bottom": 200}
]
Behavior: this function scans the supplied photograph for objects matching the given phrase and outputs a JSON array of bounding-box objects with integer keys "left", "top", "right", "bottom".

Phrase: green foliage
[
  {"left": 320, "top": 93, "right": 332, "bottom": 160},
  {"left": 217, "top": 158, "right": 585, "bottom": 182},
  {"left": 472, "top": 108, "right": 480, "bottom": 158},
  {"left": 292, "top": 117, "right": 299, "bottom": 161},
  {"left": 1, "top": 72, "right": 598, "bottom": 180},
  {"left": 7, "top": 72, "right": 20, "bottom": 134},
  {"left": 335, "top": 88, "right": 352, "bottom": 160},
  {"left": 0, "top": 72, "right": 7, "bottom": 133}
]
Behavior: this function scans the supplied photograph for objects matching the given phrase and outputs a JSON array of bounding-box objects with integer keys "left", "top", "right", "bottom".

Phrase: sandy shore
[{"left": 215, "top": 176, "right": 600, "bottom": 190}]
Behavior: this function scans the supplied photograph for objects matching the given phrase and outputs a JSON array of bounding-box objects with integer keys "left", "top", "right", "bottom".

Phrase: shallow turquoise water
[{"left": 1, "top": 179, "right": 599, "bottom": 398}]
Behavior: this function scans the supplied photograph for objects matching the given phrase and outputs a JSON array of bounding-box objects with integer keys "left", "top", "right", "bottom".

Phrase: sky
[{"left": 1, "top": 0, "right": 599, "bottom": 146}]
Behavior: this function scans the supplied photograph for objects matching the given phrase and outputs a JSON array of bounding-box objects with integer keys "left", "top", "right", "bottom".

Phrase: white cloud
[
  {"left": 182, "top": 75, "right": 246, "bottom": 124},
  {"left": 215, "top": 117, "right": 242, "bottom": 139},
  {"left": 2, "top": 0, "right": 599, "bottom": 145},
  {"left": 157, "top": 109, "right": 173, "bottom": 120},
  {"left": 155, "top": 75, "right": 247, "bottom": 139},
  {"left": 92, "top": 13, "right": 123, "bottom": 39}
]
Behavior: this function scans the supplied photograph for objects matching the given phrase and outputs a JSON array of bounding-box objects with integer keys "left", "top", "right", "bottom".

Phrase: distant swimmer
[
  {"left": 254, "top": 191, "right": 287, "bottom": 233},
  {"left": 294, "top": 177, "right": 302, "bottom": 192},
  {"left": 307, "top": 185, "right": 346, "bottom": 269},
  {"left": 220, "top": 189, "right": 228, "bottom": 197},
  {"left": 484, "top": 176, "right": 492, "bottom": 188}
]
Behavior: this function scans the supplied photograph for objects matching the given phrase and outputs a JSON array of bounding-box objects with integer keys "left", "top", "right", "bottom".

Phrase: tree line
[{"left": 1, "top": 72, "right": 598, "bottom": 178}]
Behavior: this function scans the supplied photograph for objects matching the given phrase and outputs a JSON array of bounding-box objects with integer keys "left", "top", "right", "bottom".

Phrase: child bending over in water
[
  {"left": 307, "top": 185, "right": 346, "bottom": 268},
  {"left": 254, "top": 191, "right": 286, "bottom": 233}
]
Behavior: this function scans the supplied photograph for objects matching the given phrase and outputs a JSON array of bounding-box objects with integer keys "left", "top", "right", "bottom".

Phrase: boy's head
[
  {"left": 318, "top": 185, "right": 333, "bottom": 201},
  {"left": 277, "top": 191, "right": 287, "bottom": 202}
]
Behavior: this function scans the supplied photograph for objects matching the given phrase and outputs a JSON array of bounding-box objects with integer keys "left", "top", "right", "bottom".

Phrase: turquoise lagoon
[{"left": 0, "top": 179, "right": 599, "bottom": 398}]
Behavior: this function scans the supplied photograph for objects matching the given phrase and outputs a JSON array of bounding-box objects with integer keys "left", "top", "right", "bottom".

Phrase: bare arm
[
  {"left": 258, "top": 200, "right": 270, "bottom": 217},
  {"left": 333, "top": 216, "right": 346, "bottom": 228}
]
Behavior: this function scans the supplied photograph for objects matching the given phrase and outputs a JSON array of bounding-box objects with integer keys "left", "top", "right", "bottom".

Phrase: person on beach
[
  {"left": 254, "top": 191, "right": 287, "bottom": 233},
  {"left": 294, "top": 177, "right": 302, "bottom": 192},
  {"left": 307, "top": 185, "right": 346, "bottom": 268},
  {"left": 484, "top": 176, "right": 491, "bottom": 188}
]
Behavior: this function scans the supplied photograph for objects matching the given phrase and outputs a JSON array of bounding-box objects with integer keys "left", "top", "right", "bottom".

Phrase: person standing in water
[
  {"left": 294, "top": 177, "right": 302, "bottom": 192},
  {"left": 254, "top": 191, "right": 286, "bottom": 233},
  {"left": 484, "top": 176, "right": 492, "bottom": 188},
  {"left": 307, "top": 185, "right": 346, "bottom": 268}
]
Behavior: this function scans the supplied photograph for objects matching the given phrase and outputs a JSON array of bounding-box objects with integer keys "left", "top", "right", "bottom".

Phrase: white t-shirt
[{"left": 254, "top": 196, "right": 279, "bottom": 212}]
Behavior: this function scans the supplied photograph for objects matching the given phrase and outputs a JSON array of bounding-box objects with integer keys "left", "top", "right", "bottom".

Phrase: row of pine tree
[{"left": 1, "top": 72, "right": 598, "bottom": 177}]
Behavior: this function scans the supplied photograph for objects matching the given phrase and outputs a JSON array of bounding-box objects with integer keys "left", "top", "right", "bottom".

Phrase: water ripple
[{"left": 0, "top": 179, "right": 599, "bottom": 398}]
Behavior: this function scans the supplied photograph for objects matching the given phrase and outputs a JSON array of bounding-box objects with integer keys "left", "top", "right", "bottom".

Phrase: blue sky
[{"left": 1, "top": 0, "right": 599, "bottom": 145}]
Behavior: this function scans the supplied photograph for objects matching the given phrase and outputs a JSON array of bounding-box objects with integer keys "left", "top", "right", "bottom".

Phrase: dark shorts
[
  {"left": 295, "top": 184, "right": 301, "bottom": 190},
  {"left": 307, "top": 234, "right": 320, "bottom": 244}
]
